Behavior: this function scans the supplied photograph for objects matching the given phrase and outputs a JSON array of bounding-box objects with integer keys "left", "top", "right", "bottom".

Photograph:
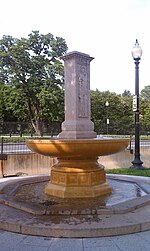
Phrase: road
[
  {"left": 130, "top": 140, "right": 150, "bottom": 148},
  {"left": 0, "top": 142, "right": 32, "bottom": 154}
]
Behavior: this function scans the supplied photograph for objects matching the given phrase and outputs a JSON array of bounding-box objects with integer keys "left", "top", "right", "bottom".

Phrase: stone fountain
[
  {"left": 1, "top": 51, "right": 150, "bottom": 239},
  {"left": 26, "top": 51, "right": 129, "bottom": 198}
]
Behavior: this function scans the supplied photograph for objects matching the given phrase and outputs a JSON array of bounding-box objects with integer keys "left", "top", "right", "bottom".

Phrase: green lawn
[{"left": 106, "top": 168, "right": 150, "bottom": 177}]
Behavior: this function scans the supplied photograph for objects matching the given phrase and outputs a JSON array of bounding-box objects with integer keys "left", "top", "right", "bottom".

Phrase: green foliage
[
  {"left": 0, "top": 83, "right": 19, "bottom": 121},
  {"left": 91, "top": 85, "right": 150, "bottom": 135},
  {"left": 122, "top": 89, "right": 132, "bottom": 97},
  {"left": 0, "top": 31, "right": 68, "bottom": 134},
  {"left": 140, "top": 86, "right": 150, "bottom": 132},
  {"left": 0, "top": 84, "right": 5, "bottom": 120},
  {"left": 141, "top": 85, "right": 150, "bottom": 99},
  {"left": 91, "top": 89, "right": 133, "bottom": 134},
  {"left": 106, "top": 168, "right": 150, "bottom": 177},
  {"left": 0, "top": 136, "right": 26, "bottom": 143}
]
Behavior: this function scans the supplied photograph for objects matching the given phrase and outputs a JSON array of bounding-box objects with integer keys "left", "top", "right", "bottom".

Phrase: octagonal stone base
[{"left": 45, "top": 165, "right": 111, "bottom": 198}]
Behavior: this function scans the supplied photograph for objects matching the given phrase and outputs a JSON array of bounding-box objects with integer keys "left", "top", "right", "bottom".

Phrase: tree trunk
[
  {"left": 27, "top": 98, "right": 42, "bottom": 136},
  {"left": 31, "top": 119, "right": 43, "bottom": 136}
]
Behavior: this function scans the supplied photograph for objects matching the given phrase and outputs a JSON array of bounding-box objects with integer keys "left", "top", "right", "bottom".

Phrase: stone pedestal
[
  {"left": 59, "top": 51, "right": 96, "bottom": 139},
  {"left": 45, "top": 158, "right": 111, "bottom": 198}
]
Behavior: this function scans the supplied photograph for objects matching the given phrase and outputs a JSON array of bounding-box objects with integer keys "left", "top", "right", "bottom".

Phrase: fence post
[
  {"left": 1, "top": 136, "right": 3, "bottom": 156},
  {"left": 129, "top": 135, "right": 133, "bottom": 154},
  {"left": 0, "top": 136, "right": 7, "bottom": 159},
  {"left": 0, "top": 137, "right": 7, "bottom": 178}
]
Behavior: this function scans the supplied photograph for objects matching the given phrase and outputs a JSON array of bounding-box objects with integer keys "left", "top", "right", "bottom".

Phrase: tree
[
  {"left": 91, "top": 89, "right": 133, "bottom": 134},
  {"left": 0, "top": 84, "right": 17, "bottom": 122},
  {"left": 122, "top": 89, "right": 132, "bottom": 97},
  {"left": 0, "top": 31, "right": 68, "bottom": 135},
  {"left": 0, "top": 84, "right": 5, "bottom": 121},
  {"left": 140, "top": 85, "right": 150, "bottom": 133},
  {"left": 90, "top": 89, "right": 106, "bottom": 133},
  {"left": 140, "top": 85, "right": 150, "bottom": 99},
  {"left": 144, "top": 104, "right": 150, "bottom": 126}
]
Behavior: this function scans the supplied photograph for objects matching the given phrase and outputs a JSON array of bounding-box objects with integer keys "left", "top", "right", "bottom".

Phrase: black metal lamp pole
[{"left": 131, "top": 39, "right": 144, "bottom": 169}]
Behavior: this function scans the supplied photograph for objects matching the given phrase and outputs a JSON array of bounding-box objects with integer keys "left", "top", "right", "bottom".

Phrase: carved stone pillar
[{"left": 59, "top": 51, "right": 96, "bottom": 139}]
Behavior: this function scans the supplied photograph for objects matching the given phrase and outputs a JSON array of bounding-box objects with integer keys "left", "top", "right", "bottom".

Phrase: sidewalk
[{"left": 0, "top": 229, "right": 150, "bottom": 251}]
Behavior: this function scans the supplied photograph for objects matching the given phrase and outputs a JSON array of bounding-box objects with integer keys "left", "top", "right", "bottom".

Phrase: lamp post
[
  {"left": 131, "top": 39, "right": 144, "bottom": 169},
  {"left": 105, "top": 101, "right": 109, "bottom": 135}
]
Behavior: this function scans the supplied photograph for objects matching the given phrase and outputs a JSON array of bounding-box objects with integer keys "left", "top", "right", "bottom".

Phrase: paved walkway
[{"left": 0, "top": 229, "right": 150, "bottom": 251}]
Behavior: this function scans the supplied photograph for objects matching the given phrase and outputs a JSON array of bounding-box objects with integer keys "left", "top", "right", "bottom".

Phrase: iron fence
[
  {"left": 0, "top": 121, "right": 62, "bottom": 136},
  {"left": 0, "top": 137, "right": 33, "bottom": 158}
]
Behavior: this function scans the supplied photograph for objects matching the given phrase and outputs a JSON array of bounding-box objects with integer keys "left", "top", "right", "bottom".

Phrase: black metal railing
[
  {"left": 0, "top": 137, "right": 33, "bottom": 157},
  {"left": 0, "top": 121, "right": 62, "bottom": 136}
]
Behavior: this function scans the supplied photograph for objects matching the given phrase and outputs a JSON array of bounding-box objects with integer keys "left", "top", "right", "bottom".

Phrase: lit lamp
[
  {"left": 105, "top": 101, "right": 109, "bottom": 135},
  {"left": 131, "top": 39, "right": 144, "bottom": 169}
]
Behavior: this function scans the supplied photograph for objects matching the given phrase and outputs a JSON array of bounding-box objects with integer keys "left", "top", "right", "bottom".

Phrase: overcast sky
[{"left": 1, "top": 0, "right": 150, "bottom": 94}]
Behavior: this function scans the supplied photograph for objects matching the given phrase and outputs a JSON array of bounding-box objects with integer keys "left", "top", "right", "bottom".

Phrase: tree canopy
[
  {"left": 140, "top": 85, "right": 150, "bottom": 99},
  {"left": 91, "top": 90, "right": 133, "bottom": 134},
  {"left": 0, "top": 31, "right": 68, "bottom": 135},
  {"left": 122, "top": 89, "right": 132, "bottom": 97}
]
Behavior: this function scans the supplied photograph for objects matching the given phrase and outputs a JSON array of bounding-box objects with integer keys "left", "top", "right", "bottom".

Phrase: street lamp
[
  {"left": 105, "top": 101, "right": 109, "bottom": 135},
  {"left": 131, "top": 39, "right": 144, "bottom": 169}
]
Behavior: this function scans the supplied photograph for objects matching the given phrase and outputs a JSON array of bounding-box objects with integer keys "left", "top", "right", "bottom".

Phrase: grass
[
  {"left": 102, "top": 134, "right": 150, "bottom": 140},
  {"left": 106, "top": 168, "right": 150, "bottom": 177},
  {"left": 0, "top": 136, "right": 26, "bottom": 143}
]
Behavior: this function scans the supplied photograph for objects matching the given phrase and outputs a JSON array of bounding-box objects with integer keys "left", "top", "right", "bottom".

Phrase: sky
[{"left": 0, "top": 0, "right": 150, "bottom": 94}]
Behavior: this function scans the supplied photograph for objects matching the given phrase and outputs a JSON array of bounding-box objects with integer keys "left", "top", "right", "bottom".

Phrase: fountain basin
[
  {"left": 26, "top": 138, "right": 129, "bottom": 198},
  {"left": 26, "top": 138, "right": 129, "bottom": 158}
]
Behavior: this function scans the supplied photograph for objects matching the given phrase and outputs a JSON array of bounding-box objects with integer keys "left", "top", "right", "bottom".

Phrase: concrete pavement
[{"left": 1, "top": 229, "right": 150, "bottom": 251}]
